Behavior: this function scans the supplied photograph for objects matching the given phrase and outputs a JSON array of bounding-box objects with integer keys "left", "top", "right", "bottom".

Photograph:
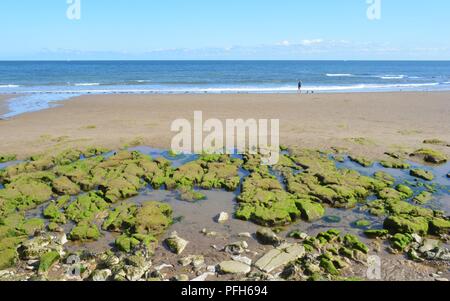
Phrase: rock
[
  {"left": 410, "top": 169, "right": 435, "bottom": 181},
  {"left": 179, "top": 255, "right": 204, "bottom": 268},
  {"left": 155, "top": 263, "right": 173, "bottom": 271},
  {"left": 165, "top": 232, "right": 189, "bottom": 255},
  {"left": 354, "top": 219, "right": 371, "bottom": 228},
  {"left": 295, "top": 199, "right": 325, "bottom": 221},
  {"left": 364, "top": 229, "right": 389, "bottom": 238},
  {"left": 52, "top": 176, "right": 81, "bottom": 195},
  {"left": 380, "top": 160, "right": 410, "bottom": 169},
  {"left": 91, "top": 269, "right": 112, "bottom": 281},
  {"left": 18, "top": 235, "right": 61, "bottom": 260},
  {"left": 231, "top": 255, "right": 252, "bottom": 266},
  {"left": 418, "top": 239, "right": 440, "bottom": 253},
  {"left": 38, "top": 251, "right": 60, "bottom": 274},
  {"left": 173, "top": 274, "right": 190, "bottom": 281},
  {"left": 383, "top": 215, "right": 429, "bottom": 235},
  {"left": 255, "top": 243, "right": 305, "bottom": 273},
  {"left": 216, "top": 212, "right": 229, "bottom": 223},
  {"left": 256, "top": 228, "right": 282, "bottom": 246},
  {"left": 435, "top": 278, "right": 449, "bottom": 282},
  {"left": 238, "top": 232, "right": 252, "bottom": 238},
  {"left": 429, "top": 218, "right": 450, "bottom": 235},
  {"left": 191, "top": 272, "right": 215, "bottom": 281},
  {"left": 410, "top": 149, "right": 447, "bottom": 164},
  {"left": 218, "top": 261, "right": 251, "bottom": 275},
  {"left": 396, "top": 184, "right": 414, "bottom": 198},
  {"left": 68, "top": 222, "right": 101, "bottom": 241},
  {"left": 349, "top": 156, "right": 373, "bottom": 167},
  {"left": 413, "top": 191, "right": 433, "bottom": 204},
  {"left": 224, "top": 241, "right": 248, "bottom": 255},
  {"left": 288, "top": 230, "right": 309, "bottom": 240}
]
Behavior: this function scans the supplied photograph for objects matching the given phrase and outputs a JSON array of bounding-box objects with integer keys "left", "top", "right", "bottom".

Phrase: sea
[{"left": 1, "top": 60, "right": 450, "bottom": 118}]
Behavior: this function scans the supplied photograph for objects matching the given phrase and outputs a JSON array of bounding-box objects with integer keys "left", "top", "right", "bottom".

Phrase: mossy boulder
[
  {"left": 364, "top": 229, "right": 389, "bottom": 238},
  {"left": 413, "top": 191, "right": 433, "bottom": 205},
  {"left": 380, "top": 160, "right": 410, "bottom": 169},
  {"left": 410, "top": 169, "right": 434, "bottom": 181},
  {"left": 342, "top": 234, "right": 369, "bottom": 254},
  {"left": 0, "top": 154, "right": 16, "bottom": 163},
  {"left": 65, "top": 192, "right": 109, "bottom": 223},
  {"left": 396, "top": 184, "right": 414, "bottom": 198},
  {"left": 38, "top": 251, "right": 60, "bottom": 274},
  {"left": 354, "top": 219, "right": 371, "bottom": 228},
  {"left": 115, "top": 233, "right": 157, "bottom": 253},
  {"left": 21, "top": 218, "right": 45, "bottom": 236},
  {"left": 295, "top": 199, "right": 325, "bottom": 222},
  {"left": 349, "top": 156, "right": 373, "bottom": 167},
  {"left": 373, "top": 171, "right": 395, "bottom": 186},
  {"left": 68, "top": 222, "right": 101, "bottom": 241},
  {"left": 134, "top": 202, "right": 173, "bottom": 236},
  {"left": 390, "top": 233, "right": 413, "bottom": 251},
  {"left": 0, "top": 248, "right": 17, "bottom": 269},
  {"left": 43, "top": 203, "right": 67, "bottom": 224},
  {"left": 429, "top": 218, "right": 450, "bottom": 235},
  {"left": 410, "top": 149, "right": 447, "bottom": 164},
  {"left": 383, "top": 215, "right": 429, "bottom": 235},
  {"left": 52, "top": 176, "right": 81, "bottom": 195}
]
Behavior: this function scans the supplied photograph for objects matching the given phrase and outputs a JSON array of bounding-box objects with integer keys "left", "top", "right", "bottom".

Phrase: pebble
[{"left": 216, "top": 212, "right": 229, "bottom": 223}]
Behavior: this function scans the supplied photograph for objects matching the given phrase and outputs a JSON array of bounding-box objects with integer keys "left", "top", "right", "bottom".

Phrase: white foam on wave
[
  {"left": 0, "top": 84, "right": 20, "bottom": 88},
  {"left": 379, "top": 75, "right": 405, "bottom": 80},
  {"left": 305, "top": 82, "right": 438, "bottom": 91},
  {"left": 326, "top": 74, "right": 353, "bottom": 77},
  {"left": 73, "top": 83, "right": 100, "bottom": 86}
]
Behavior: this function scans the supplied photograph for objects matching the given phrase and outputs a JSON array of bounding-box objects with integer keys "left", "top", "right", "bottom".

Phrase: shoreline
[{"left": 0, "top": 91, "right": 449, "bottom": 160}]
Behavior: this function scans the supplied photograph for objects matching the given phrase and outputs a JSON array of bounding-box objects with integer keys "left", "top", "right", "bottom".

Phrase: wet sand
[
  {"left": 0, "top": 95, "right": 13, "bottom": 117},
  {"left": 0, "top": 92, "right": 449, "bottom": 160}
]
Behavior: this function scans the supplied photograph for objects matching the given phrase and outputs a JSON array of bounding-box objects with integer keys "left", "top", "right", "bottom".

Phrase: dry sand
[{"left": 0, "top": 92, "right": 449, "bottom": 159}]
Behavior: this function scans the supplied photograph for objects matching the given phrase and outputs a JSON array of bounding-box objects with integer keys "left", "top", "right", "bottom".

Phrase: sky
[{"left": 1, "top": 0, "right": 450, "bottom": 60}]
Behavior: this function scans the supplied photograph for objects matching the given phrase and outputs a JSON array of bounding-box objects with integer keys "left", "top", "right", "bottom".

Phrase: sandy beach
[{"left": 1, "top": 92, "right": 449, "bottom": 159}]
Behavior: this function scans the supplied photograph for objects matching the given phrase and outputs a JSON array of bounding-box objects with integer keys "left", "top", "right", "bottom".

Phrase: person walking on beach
[{"left": 297, "top": 80, "right": 302, "bottom": 93}]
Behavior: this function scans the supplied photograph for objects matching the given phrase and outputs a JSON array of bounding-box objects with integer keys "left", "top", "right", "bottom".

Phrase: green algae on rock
[
  {"left": 348, "top": 156, "right": 374, "bottom": 167},
  {"left": 69, "top": 222, "right": 101, "bottom": 241},
  {"left": 410, "top": 169, "right": 435, "bottom": 181},
  {"left": 38, "top": 251, "right": 60, "bottom": 274},
  {"left": 0, "top": 154, "right": 16, "bottom": 163},
  {"left": 384, "top": 215, "right": 429, "bottom": 235},
  {"left": 410, "top": 148, "right": 447, "bottom": 164},
  {"left": 413, "top": 191, "right": 433, "bottom": 205},
  {"left": 380, "top": 160, "right": 410, "bottom": 169}
]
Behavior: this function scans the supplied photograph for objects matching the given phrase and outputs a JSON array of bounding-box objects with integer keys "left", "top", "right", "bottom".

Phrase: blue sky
[{"left": 1, "top": 0, "right": 450, "bottom": 60}]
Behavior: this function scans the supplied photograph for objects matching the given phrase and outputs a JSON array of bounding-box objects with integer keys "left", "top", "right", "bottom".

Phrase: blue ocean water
[{"left": 1, "top": 60, "right": 450, "bottom": 117}]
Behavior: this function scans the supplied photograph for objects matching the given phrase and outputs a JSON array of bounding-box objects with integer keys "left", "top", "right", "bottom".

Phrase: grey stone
[
  {"left": 255, "top": 243, "right": 305, "bottom": 273},
  {"left": 219, "top": 261, "right": 251, "bottom": 275},
  {"left": 165, "top": 232, "right": 189, "bottom": 255}
]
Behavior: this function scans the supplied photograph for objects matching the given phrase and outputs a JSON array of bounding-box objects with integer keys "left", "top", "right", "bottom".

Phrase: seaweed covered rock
[
  {"left": 413, "top": 191, "right": 433, "bottom": 205},
  {"left": 349, "top": 156, "right": 373, "bottom": 167},
  {"left": 410, "top": 149, "right": 447, "bottom": 164},
  {"left": 103, "top": 201, "right": 172, "bottom": 253},
  {"left": 0, "top": 154, "right": 16, "bottom": 163},
  {"left": 68, "top": 222, "right": 101, "bottom": 241},
  {"left": 165, "top": 231, "right": 188, "bottom": 255},
  {"left": 52, "top": 176, "right": 81, "bottom": 195},
  {"left": 380, "top": 160, "right": 410, "bottom": 169},
  {"left": 410, "top": 169, "right": 434, "bottom": 181},
  {"left": 38, "top": 251, "right": 60, "bottom": 274},
  {"left": 295, "top": 199, "right": 325, "bottom": 222},
  {"left": 384, "top": 215, "right": 429, "bottom": 235},
  {"left": 429, "top": 218, "right": 450, "bottom": 235},
  {"left": 65, "top": 192, "right": 109, "bottom": 223},
  {"left": 201, "top": 162, "right": 241, "bottom": 191}
]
